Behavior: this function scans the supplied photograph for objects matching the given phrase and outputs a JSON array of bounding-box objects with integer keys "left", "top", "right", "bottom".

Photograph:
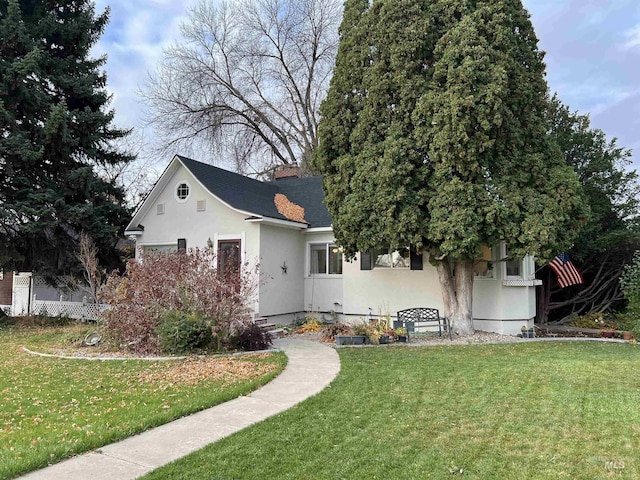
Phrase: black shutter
[
  {"left": 177, "top": 238, "right": 187, "bottom": 252},
  {"left": 410, "top": 249, "right": 423, "bottom": 270},
  {"left": 360, "top": 251, "right": 372, "bottom": 270}
]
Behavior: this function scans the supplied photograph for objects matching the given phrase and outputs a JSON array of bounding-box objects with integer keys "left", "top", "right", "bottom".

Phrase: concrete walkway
[{"left": 20, "top": 338, "right": 340, "bottom": 480}]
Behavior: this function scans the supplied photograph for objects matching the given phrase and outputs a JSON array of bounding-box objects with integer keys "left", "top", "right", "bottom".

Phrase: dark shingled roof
[
  {"left": 266, "top": 176, "right": 332, "bottom": 228},
  {"left": 178, "top": 156, "right": 331, "bottom": 228}
]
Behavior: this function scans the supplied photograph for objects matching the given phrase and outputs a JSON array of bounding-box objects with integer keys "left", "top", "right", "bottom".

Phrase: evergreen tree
[
  {"left": 539, "top": 96, "right": 640, "bottom": 321},
  {"left": 315, "top": 0, "right": 587, "bottom": 334},
  {"left": 0, "top": 0, "right": 133, "bottom": 277}
]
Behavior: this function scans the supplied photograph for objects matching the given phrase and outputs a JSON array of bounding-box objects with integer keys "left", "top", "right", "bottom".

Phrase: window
[
  {"left": 361, "top": 246, "right": 422, "bottom": 270},
  {"left": 177, "top": 238, "right": 187, "bottom": 253},
  {"left": 176, "top": 182, "right": 190, "bottom": 201},
  {"left": 156, "top": 203, "right": 165, "bottom": 215},
  {"left": 142, "top": 244, "right": 177, "bottom": 255},
  {"left": 474, "top": 246, "right": 495, "bottom": 278},
  {"left": 310, "top": 243, "right": 342, "bottom": 275},
  {"left": 374, "top": 247, "right": 410, "bottom": 268},
  {"left": 503, "top": 244, "right": 522, "bottom": 278},
  {"left": 196, "top": 199, "right": 206, "bottom": 211}
]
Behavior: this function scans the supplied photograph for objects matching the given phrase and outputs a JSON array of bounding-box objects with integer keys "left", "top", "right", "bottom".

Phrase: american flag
[{"left": 549, "top": 253, "right": 583, "bottom": 288}]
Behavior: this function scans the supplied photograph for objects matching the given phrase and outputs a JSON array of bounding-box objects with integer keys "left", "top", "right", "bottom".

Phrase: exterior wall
[
  {"left": 343, "top": 251, "right": 536, "bottom": 335},
  {"left": 472, "top": 254, "right": 538, "bottom": 334},
  {"left": 258, "top": 224, "right": 305, "bottom": 316},
  {"left": 303, "top": 232, "right": 344, "bottom": 313},
  {"left": 342, "top": 252, "right": 443, "bottom": 317}
]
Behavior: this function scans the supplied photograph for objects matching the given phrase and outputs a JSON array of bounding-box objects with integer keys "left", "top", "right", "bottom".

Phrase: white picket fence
[{"left": 32, "top": 300, "right": 109, "bottom": 322}]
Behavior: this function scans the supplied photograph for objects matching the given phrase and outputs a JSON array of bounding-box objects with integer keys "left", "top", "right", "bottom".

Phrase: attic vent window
[
  {"left": 176, "top": 182, "right": 190, "bottom": 202},
  {"left": 156, "top": 203, "right": 165, "bottom": 215},
  {"left": 197, "top": 200, "right": 206, "bottom": 211}
]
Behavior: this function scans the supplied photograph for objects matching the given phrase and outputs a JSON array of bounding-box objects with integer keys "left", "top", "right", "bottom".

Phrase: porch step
[
  {"left": 257, "top": 322, "right": 277, "bottom": 330},
  {"left": 266, "top": 328, "right": 285, "bottom": 339},
  {"left": 252, "top": 317, "right": 283, "bottom": 339}
]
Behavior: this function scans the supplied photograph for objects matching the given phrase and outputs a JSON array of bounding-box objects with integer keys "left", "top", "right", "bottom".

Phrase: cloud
[
  {"left": 92, "top": 0, "right": 196, "bottom": 132},
  {"left": 623, "top": 23, "right": 640, "bottom": 50}
]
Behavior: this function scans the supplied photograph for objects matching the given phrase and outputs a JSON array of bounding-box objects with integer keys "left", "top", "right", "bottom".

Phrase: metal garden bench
[{"left": 395, "top": 308, "right": 452, "bottom": 341}]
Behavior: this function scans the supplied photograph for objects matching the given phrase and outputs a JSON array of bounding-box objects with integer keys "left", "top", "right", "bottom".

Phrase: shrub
[
  {"left": 619, "top": 251, "right": 640, "bottom": 338},
  {"left": 100, "top": 248, "right": 260, "bottom": 354},
  {"left": 621, "top": 251, "right": 640, "bottom": 310},
  {"left": 296, "top": 318, "right": 321, "bottom": 333},
  {"left": 320, "top": 323, "right": 353, "bottom": 342},
  {"left": 229, "top": 323, "right": 272, "bottom": 351},
  {"left": 569, "top": 312, "right": 618, "bottom": 330},
  {"left": 157, "top": 310, "right": 214, "bottom": 354}
]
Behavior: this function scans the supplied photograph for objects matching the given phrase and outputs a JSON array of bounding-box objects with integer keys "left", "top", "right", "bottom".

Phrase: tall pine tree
[
  {"left": 315, "top": 0, "right": 587, "bottom": 334},
  {"left": 0, "top": 0, "right": 133, "bottom": 277}
]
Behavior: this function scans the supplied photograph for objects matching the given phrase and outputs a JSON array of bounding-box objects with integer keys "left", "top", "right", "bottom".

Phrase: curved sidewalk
[{"left": 20, "top": 338, "right": 340, "bottom": 480}]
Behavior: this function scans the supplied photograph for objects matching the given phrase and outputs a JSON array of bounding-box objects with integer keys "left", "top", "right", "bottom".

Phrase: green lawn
[
  {"left": 0, "top": 324, "right": 287, "bottom": 480},
  {"left": 144, "top": 342, "right": 640, "bottom": 480}
]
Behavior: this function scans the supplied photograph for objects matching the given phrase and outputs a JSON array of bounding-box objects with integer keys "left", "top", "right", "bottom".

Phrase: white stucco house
[{"left": 125, "top": 155, "right": 542, "bottom": 335}]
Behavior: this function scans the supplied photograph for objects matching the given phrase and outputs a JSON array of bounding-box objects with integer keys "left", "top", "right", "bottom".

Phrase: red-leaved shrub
[{"left": 100, "top": 248, "right": 260, "bottom": 354}]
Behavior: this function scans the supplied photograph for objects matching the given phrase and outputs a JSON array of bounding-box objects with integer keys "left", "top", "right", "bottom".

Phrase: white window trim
[
  {"left": 501, "top": 242, "right": 524, "bottom": 280},
  {"left": 499, "top": 243, "right": 543, "bottom": 286},
  {"left": 307, "top": 241, "right": 343, "bottom": 277},
  {"left": 175, "top": 180, "right": 191, "bottom": 203}
]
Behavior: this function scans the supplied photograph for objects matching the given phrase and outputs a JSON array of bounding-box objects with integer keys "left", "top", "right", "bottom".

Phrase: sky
[{"left": 93, "top": 0, "right": 640, "bottom": 172}]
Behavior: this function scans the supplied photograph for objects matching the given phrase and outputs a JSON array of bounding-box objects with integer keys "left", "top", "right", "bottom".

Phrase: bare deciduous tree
[
  {"left": 93, "top": 130, "right": 162, "bottom": 207},
  {"left": 144, "top": 0, "right": 342, "bottom": 175},
  {"left": 77, "top": 232, "right": 105, "bottom": 303}
]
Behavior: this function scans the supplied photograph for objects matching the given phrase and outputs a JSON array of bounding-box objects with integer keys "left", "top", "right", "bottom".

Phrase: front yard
[
  {"left": 144, "top": 341, "right": 640, "bottom": 480},
  {"left": 0, "top": 323, "right": 287, "bottom": 480}
]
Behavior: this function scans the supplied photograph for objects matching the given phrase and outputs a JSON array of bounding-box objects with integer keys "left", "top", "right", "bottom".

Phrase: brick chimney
[{"left": 274, "top": 164, "right": 302, "bottom": 180}]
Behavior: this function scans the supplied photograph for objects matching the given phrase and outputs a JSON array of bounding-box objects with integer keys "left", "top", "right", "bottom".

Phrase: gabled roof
[
  {"left": 127, "top": 155, "right": 332, "bottom": 231},
  {"left": 176, "top": 155, "right": 288, "bottom": 222}
]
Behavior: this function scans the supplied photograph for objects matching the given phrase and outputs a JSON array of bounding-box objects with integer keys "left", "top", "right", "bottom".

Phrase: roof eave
[{"left": 245, "top": 216, "right": 308, "bottom": 230}]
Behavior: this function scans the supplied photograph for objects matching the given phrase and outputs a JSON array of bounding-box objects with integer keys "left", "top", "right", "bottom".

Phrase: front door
[{"left": 217, "top": 240, "right": 241, "bottom": 281}]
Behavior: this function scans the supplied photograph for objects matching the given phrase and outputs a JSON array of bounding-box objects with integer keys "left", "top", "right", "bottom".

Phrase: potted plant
[
  {"left": 521, "top": 325, "right": 534, "bottom": 338},
  {"left": 394, "top": 327, "right": 407, "bottom": 342},
  {"left": 336, "top": 320, "right": 367, "bottom": 345}
]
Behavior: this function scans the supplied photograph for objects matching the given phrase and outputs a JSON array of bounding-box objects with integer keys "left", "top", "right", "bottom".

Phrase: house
[{"left": 125, "top": 155, "right": 541, "bottom": 335}]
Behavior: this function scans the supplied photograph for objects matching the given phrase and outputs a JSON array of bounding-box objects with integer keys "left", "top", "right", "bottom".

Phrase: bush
[
  {"left": 320, "top": 323, "right": 352, "bottom": 342},
  {"left": 619, "top": 251, "right": 640, "bottom": 338},
  {"left": 569, "top": 312, "right": 618, "bottom": 330},
  {"left": 157, "top": 310, "right": 214, "bottom": 354},
  {"left": 296, "top": 318, "right": 321, "bottom": 333},
  {"left": 621, "top": 251, "right": 640, "bottom": 312},
  {"left": 100, "top": 248, "right": 260, "bottom": 354},
  {"left": 229, "top": 323, "right": 272, "bottom": 351}
]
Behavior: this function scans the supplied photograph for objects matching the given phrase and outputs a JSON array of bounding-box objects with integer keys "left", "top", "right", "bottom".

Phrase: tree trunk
[{"left": 436, "top": 258, "right": 475, "bottom": 335}]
